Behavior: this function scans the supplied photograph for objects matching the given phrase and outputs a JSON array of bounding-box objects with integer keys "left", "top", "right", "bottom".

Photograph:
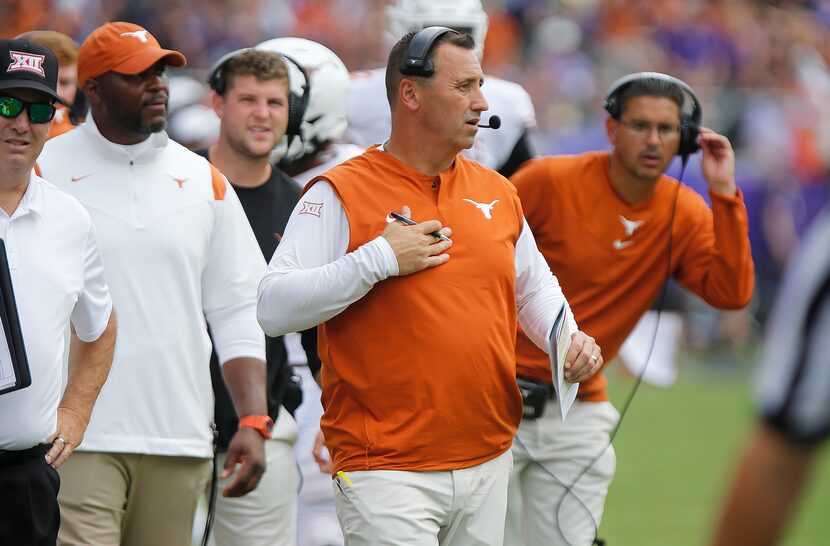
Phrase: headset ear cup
[
  {"left": 207, "top": 63, "right": 225, "bottom": 95},
  {"left": 287, "top": 93, "right": 302, "bottom": 137},
  {"left": 400, "top": 26, "right": 457, "bottom": 77},
  {"left": 603, "top": 97, "right": 617, "bottom": 119},
  {"left": 679, "top": 118, "right": 700, "bottom": 157},
  {"left": 278, "top": 53, "right": 311, "bottom": 140},
  {"left": 210, "top": 73, "right": 223, "bottom": 95}
]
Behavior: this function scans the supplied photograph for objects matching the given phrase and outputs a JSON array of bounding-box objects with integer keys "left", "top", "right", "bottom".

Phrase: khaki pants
[
  {"left": 58, "top": 451, "right": 211, "bottom": 546},
  {"left": 210, "top": 410, "right": 299, "bottom": 546},
  {"left": 505, "top": 399, "right": 618, "bottom": 546},
  {"left": 333, "top": 450, "right": 512, "bottom": 545}
]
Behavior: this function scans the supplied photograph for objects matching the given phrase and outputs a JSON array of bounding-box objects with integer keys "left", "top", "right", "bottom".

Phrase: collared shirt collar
[
  {"left": 0, "top": 172, "right": 44, "bottom": 223},
  {"left": 22, "top": 173, "right": 45, "bottom": 218},
  {"left": 6, "top": 172, "right": 46, "bottom": 221}
]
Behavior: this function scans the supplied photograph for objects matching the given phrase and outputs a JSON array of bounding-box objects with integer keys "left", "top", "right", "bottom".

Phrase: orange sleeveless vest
[{"left": 314, "top": 147, "right": 524, "bottom": 472}]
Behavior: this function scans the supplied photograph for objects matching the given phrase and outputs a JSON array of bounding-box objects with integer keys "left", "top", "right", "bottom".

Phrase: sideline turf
[{"left": 599, "top": 363, "right": 830, "bottom": 546}]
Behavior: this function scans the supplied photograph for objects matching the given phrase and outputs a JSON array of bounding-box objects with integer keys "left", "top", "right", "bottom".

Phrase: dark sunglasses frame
[{"left": 0, "top": 95, "right": 57, "bottom": 124}]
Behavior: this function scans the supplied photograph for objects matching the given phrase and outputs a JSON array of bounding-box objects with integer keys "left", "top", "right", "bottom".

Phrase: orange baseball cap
[{"left": 77, "top": 22, "right": 186, "bottom": 86}]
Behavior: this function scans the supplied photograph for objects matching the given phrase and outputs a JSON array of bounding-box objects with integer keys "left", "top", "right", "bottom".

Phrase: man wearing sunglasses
[
  {"left": 36, "top": 23, "right": 268, "bottom": 546},
  {"left": 0, "top": 38, "right": 117, "bottom": 545}
]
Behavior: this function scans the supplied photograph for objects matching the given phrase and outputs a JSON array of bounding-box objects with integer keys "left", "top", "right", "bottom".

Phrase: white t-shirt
[
  {"left": 38, "top": 117, "right": 266, "bottom": 458},
  {"left": 345, "top": 67, "right": 536, "bottom": 171},
  {"left": 0, "top": 174, "right": 112, "bottom": 450}
]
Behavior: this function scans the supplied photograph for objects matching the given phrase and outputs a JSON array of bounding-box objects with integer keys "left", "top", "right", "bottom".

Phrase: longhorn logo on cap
[{"left": 120, "top": 30, "right": 149, "bottom": 43}]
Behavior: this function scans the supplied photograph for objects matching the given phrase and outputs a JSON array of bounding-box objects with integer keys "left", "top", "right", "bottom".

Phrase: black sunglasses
[{"left": 0, "top": 95, "right": 57, "bottom": 124}]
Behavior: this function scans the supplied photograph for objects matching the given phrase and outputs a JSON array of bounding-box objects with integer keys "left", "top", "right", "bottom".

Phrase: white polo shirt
[
  {"left": 38, "top": 116, "right": 266, "bottom": 458},
  {"left": 0, "top": 173, "right": 112, "bottom": 451}
]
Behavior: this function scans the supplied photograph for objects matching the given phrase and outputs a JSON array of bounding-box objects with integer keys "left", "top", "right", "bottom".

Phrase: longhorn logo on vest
[
  {"left": 7, "top": 51, "right": 46, "bottom": 77},
  {"left": 299, "top": 201, "right": 323, "bottom": 217},
  {"left": 463, "top": 198, "right": 500, "bottom": 220}
]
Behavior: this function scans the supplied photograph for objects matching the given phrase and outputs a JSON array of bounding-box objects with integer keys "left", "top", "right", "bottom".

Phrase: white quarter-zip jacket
[{"left": 38, "top": 117, "right": 265, "bottom": 458}]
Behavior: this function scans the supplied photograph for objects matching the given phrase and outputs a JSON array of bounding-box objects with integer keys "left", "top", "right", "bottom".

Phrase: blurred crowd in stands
[{"left": 4, "top": 0, "right": 829, "bottom": 353}]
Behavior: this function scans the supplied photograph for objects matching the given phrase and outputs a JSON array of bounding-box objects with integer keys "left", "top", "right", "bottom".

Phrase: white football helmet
[
  {"left": 256, "top": 37, "right": 350, "bottom": 163},
  {"left": 386, "top": 0, "right": 489, "bottom": 58}
]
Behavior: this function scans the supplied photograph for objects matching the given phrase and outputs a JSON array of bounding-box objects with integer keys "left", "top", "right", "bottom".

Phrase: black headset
[
  {"left": 603, "top": 71, "right": 702, "bottom": 161},
  {"left": 399, "top": 26, "right": 460, "bottom": 77},
  {"left": 207, "top": 48, "right": 310, "bottom": 141}
]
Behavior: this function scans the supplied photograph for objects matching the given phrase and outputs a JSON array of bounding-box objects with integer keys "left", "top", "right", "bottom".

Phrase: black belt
[{"left": 0, "top": 443, "right": 51, "bottom": 466}]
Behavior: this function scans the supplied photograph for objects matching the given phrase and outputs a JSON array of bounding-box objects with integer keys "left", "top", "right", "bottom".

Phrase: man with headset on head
[
  {"left": 506, "top": 73, "right": 755, "bottom": 545},
  {"left": 346, "top": 0, "right": 537, "bottom": 178},
  {"left": 258, "top": 27, "right": 603, "bottom": 544},
  {"left": 199, "top": 46, "right": 322, "bottom": 546}
]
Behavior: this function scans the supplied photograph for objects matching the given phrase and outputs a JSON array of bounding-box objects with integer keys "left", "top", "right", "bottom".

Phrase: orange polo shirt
[
  {"left": 314, "top": 146, "right": 525, "bottom": 472},
  {"left": 512, "top": 152, "right": 754, "bottom": 401}
]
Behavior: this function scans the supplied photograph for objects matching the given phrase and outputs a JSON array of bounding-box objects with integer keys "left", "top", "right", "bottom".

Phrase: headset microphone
[{"left": 478, "top": 114, "right": 501, "bottom": 129}]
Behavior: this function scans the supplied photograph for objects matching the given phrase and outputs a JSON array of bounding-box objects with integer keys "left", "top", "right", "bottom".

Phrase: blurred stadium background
[{"left": 4, "top": 0, "right": 830, "bottom": 544}]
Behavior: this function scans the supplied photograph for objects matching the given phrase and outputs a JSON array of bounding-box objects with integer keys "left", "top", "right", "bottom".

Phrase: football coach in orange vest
[{"left": 257, "top": 27, "right": 602, "bottom": 545}]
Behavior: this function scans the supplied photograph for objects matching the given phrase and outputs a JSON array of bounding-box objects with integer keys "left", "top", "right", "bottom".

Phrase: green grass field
[{"left": 599, "top": 352, "right": 830, "bottom": 546}]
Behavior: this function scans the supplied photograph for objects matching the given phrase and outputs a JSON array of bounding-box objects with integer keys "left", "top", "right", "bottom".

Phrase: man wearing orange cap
[{"left": 37, "top": 22, "right": 270, "bottom": 546}]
